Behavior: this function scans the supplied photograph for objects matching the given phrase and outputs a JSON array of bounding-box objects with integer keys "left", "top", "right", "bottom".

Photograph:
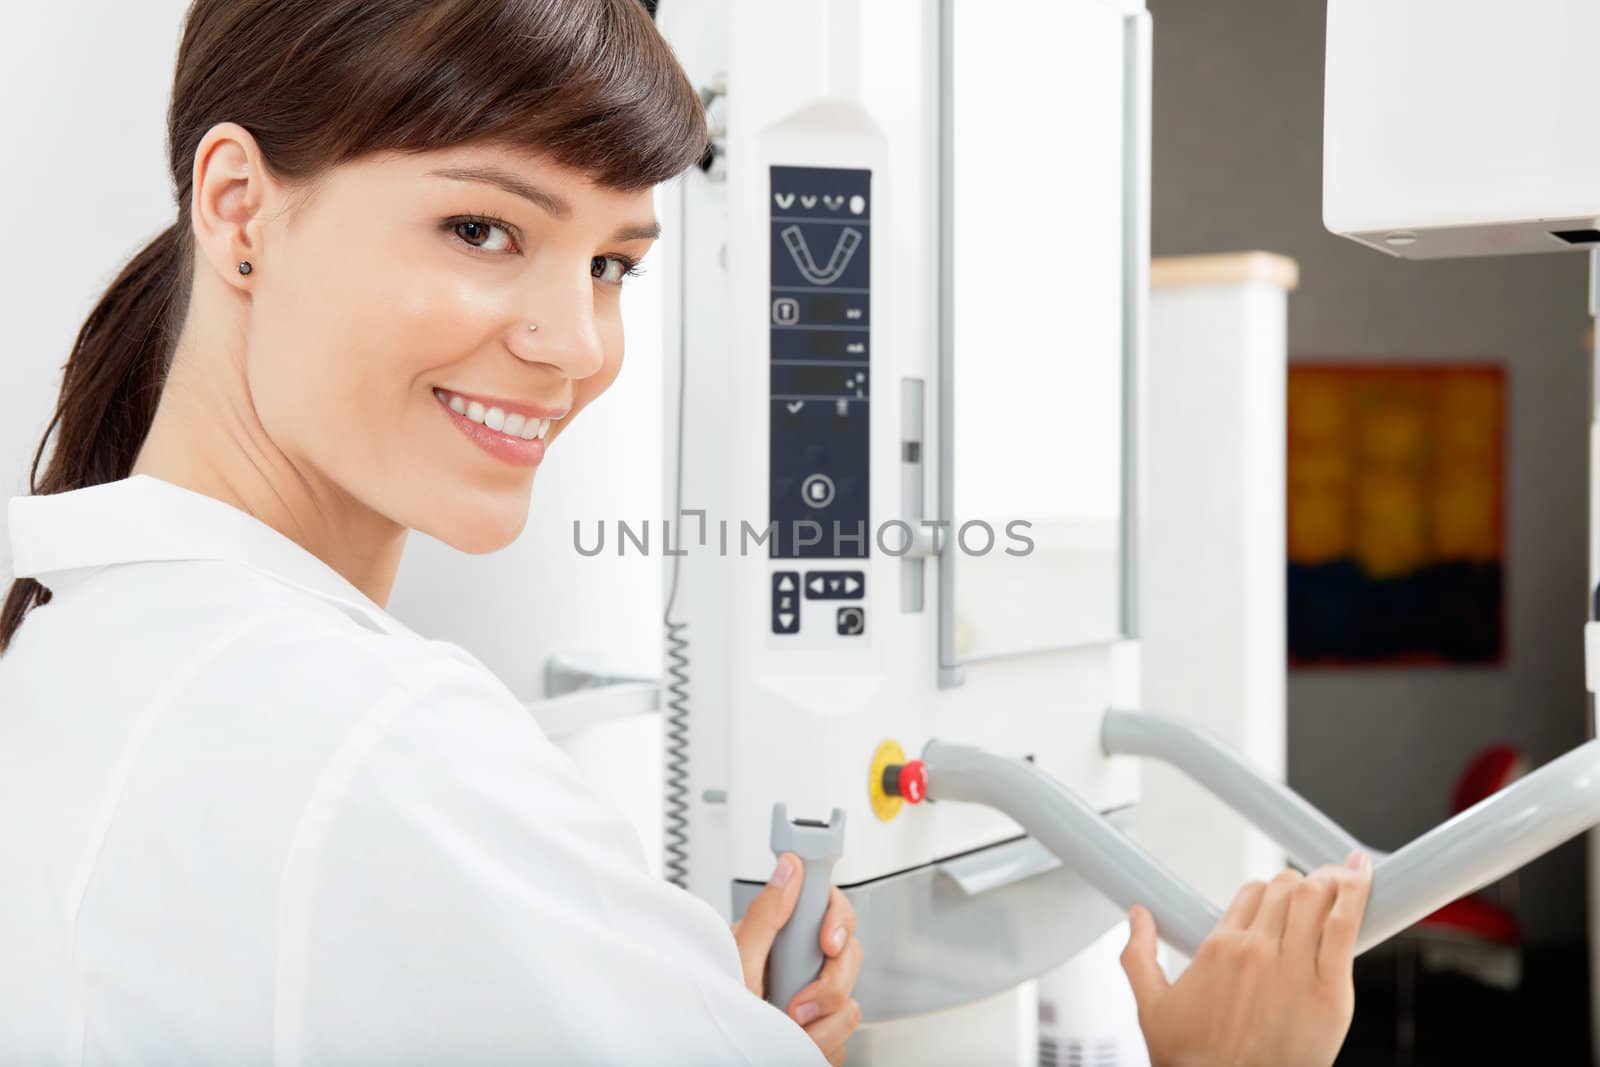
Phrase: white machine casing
[
  {"left": 656, "top": 0, "right": 1141, "bottom": 912},
  {"left": 1324, "top": 0, "right": 1600, "bottom": 259}
]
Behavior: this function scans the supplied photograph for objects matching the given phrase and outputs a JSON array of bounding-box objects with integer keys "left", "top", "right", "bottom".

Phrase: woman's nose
[{"left": 510, "top": 276, "right": 605, "bottom": 380}]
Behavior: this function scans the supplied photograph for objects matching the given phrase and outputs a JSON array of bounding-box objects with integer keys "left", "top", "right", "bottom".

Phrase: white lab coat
[{"left": 0, "top": 474, "right": 826, "bottom": 1066}]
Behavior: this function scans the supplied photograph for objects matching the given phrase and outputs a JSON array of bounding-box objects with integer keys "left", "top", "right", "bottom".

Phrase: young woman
[{"left": 0, "top": 0, "right": 1369, "bottom": 1063}]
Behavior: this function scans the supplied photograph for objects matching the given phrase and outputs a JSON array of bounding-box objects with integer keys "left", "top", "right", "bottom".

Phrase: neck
[{"left": 130, "top": 305, "right": 407, "bottom": 608}]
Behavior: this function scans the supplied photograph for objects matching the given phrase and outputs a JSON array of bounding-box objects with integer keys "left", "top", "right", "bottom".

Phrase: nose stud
[{"left": 528, "top": 322, "right": 538, "bottom": 332}]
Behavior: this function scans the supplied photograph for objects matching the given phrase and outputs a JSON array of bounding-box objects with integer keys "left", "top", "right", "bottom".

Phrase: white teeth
[{"left": 437, "top": 387, "right": 554, "bottom": 441}]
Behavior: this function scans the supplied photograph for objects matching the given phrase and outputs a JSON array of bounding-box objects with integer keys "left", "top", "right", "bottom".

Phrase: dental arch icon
[{"left": 780, "top": 225, "right": 863, "bottom": 285}]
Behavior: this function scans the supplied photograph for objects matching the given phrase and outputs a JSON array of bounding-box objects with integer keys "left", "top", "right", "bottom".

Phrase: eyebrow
[{"left": 427, "top": 165, "right": 662, "bottom": 242}]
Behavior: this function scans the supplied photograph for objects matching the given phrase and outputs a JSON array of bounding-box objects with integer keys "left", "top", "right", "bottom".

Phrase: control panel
[{"left": 768, "top": 164, "right": 872, "bottom": 640}]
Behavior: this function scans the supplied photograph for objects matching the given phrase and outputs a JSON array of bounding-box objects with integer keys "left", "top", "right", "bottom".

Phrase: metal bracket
[{"left": 543, "top": 653, "right": 660, "bottom": 699}]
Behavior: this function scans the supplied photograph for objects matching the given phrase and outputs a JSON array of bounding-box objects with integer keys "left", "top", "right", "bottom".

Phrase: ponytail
[{"left": 0, "top": 221, "right": 190, "bottom": 654}]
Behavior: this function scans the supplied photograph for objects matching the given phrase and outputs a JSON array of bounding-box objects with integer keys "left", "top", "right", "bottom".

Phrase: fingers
[
  {"left": 1317, "top": 850, "right": 1374, "bottom": 979},
  {"left": 1248, "top": 868, "right": 1301, "bottom": 944},
  {"left": 788, "top": 934, "right": 864, "bottom": 1024},
  {"left": 801, "top": 996, "right": 862, "bottom": 1066},
  {"left": 1218, "top": 878, "right": 1268, "bottom": 932},
  {"left": 730, "top": 853, "right": 804, "bottom": 995},
  {"left": 1280, "top": 869, "right": 1338, "bottom": 969},
  {"left": 818, "top": 885, "right": 857, "bottom": 957},
  {"left": 1119, "top": 905, "right": 1170, "bottom": 1012}
]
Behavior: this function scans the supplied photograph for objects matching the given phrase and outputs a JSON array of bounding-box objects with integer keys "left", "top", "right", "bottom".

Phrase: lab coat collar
[{"left": 7, "top": 474, "right": 418, "bottom": 639}]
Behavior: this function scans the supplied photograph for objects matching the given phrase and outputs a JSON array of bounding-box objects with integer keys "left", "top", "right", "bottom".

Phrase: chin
[{"left": 416, "top": 485, "right": 532, "bottom": 554}]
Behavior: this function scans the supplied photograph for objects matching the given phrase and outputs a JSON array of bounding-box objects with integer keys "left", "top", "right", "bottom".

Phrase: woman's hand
[
  {"left": 730, "top": 853, "right": 864, "bottom": 1066},
  {"left": 1120, "top": 851, "right": 1374, "bottom": 1067}
]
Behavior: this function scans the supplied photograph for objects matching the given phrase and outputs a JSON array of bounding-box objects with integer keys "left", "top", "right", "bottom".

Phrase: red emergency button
[
  {"left": 882, "top": 760, "right": 928, "bottom": 804},
  {"left": 899, "top": 761, "right": 927, "bottom": 804}
]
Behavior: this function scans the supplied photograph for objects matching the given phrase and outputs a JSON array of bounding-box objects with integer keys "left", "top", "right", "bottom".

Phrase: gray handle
[
  {"left": 1101, "top": 708, "right": 1380, "bottom": 870},
  {"left": 921, "top": 740, "right": 1222, "bottom": 954},
  {"left": 766, "top": 803, "right": 846, "bottom": 1011}
]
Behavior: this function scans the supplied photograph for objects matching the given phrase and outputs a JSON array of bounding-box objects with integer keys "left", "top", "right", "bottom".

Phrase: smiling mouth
[{"left": 433, "top": 387, "right": 553, "bottom": 440}]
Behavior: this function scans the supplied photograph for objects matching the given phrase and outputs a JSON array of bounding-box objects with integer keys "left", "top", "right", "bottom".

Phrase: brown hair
[{"left": 1, "top": 0, "right": 707, "bottom": 653}]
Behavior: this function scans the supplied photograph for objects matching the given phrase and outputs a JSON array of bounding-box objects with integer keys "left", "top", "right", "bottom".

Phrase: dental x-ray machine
[{"left": 642, "top": 0, "right": 1600, "bottom": 1062}]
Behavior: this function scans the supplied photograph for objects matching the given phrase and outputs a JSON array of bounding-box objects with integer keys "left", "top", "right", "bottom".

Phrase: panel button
[
  {"left": 772, "top": 297, "right": 800, "bottom": 325},
  {"left": 804, "top": 570, "right": 865, "bottom": 600},
  {"left": 800, "top": 472, "right": 835, "bottom": 509},
  {"left": 837, "top": 606, "right": 865, "bottom": 636},
  {"left": 772, "top": 571, "right": 801, "bottom": 634}
]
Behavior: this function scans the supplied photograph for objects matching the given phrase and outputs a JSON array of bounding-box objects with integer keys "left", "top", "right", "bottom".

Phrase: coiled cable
[
  {"left": 662, "top": 617, "right": 692, "bottom": 887},
  {"left": 661, "top": 174, "right": 693, "bottom": 889}
]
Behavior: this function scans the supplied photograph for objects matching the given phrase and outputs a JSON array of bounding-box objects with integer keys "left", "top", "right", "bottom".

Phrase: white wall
[
  {"left": 0, "top": 0, "right": 193, "bottom": 579},
  {"left": 1140, "top": 266, "right": 1291, "bottom": 912}
]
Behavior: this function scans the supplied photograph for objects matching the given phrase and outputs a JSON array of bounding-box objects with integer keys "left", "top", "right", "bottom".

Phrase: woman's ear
[{"left": 190, "top": 121, "right": 274, "bottom": 290}]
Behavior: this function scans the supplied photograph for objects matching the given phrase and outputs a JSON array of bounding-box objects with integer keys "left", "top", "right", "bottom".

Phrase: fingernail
[
  {"left": 770, "top": 856, "right": 794, "bottom": 889},
  {"left": 1346, "top": 850, "right": 1367, "bottom": 871},
  {"left": 830, "top": 926, "right": 847, "bottom": 952},
  {"left": 794, "top": 1000, "right": 820, "bottom": 1025}
]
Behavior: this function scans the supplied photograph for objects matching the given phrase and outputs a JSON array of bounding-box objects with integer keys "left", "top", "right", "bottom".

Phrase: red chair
[{"left": 1390, "top": 744, "right": 1525, "bottom": 1059}]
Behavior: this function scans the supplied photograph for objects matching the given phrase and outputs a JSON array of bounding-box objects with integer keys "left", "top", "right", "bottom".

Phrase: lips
[
  {"left": 433, "top": 386, "right": 568, "bottom": 420},
  {"left": 435, "top": 388, "right": 549, "bottom": 468},
  {"left": 433, "top": 387, "right": 555, "bottom": 441}
]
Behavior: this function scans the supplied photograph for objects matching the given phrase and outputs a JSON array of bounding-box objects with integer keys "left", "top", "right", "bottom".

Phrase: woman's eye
[
  {"left": 452, "top": 218, "right": 516, "bottom": 253},
  {"left": 447, "top": 220, "right": 637, "bottom": 282},
  {"left": 592, "top": 254, "right": 640, "bottom": 285}
]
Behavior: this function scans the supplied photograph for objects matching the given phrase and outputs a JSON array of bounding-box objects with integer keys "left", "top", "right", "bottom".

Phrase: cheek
[{"left": 245, "top": 224, "right": 499, "bottom": 475}]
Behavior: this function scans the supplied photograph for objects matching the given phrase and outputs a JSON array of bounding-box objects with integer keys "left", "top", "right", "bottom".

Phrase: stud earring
[
  {"left": 528, "top": 322, "right": 538, "bottom": 332},
  {"left": 237, "top": 261, "right": 253, "bottom": 275}
]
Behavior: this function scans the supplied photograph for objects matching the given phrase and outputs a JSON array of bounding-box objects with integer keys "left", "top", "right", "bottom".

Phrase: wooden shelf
[{"left": 1150, "top": 251, "right": 1299, "bottom": 292}]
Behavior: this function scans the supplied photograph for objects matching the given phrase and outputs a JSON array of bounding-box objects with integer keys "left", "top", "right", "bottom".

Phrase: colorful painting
[{"left": 1287, "top": 364, "right": 1505, "bottom": 666}]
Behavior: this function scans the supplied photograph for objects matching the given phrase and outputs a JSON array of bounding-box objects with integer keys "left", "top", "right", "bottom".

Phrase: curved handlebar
[
  {"left": 924, "top": 717, "right": 1600, "bottom": 957},
  {"left": 921, "top": 739, "right": 1223, "bottom": 954},
  {"left": 1101, "top": 709, "right": 1381, "bottom": 869}
]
